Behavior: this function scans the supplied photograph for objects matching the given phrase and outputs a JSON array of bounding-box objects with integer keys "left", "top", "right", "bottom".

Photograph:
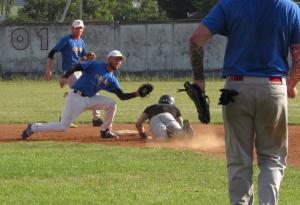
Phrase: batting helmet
[{"left": 158, "top": 95, "right": 175, "bottom": 105}]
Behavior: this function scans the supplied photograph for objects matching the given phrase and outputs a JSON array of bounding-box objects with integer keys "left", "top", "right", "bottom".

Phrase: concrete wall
[{"left": 0, "top": 21, "right": 227, "bottom": 75}]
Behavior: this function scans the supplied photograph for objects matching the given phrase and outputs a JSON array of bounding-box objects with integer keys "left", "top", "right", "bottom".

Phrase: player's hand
[
  {"left": 287, "top": 85, "right": 298, "bottom": 98},
  {"left": 44, "top": 68, "right": 52, "bottom": 81},
  {"left": 59, "top": 78, "right": 68, "bottom": 88}
]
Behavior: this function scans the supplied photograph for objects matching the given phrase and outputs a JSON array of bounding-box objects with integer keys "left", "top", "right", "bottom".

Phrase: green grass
[
  {"left": 0, "top": 142, "right": 299, "bottom": 205},
  {"left": 0, "top": 79, "right": 299, "bottom": 124},
  {"left": 0, "top": 80, "right": 300, "bottom": 204}
]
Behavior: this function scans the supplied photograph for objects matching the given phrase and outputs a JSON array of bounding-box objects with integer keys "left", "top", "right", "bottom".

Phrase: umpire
[{"left": 189, "top": 0, "right": 300, "bottom": 204}]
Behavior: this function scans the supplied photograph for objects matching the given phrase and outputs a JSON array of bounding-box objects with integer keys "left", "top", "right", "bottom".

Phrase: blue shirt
[
  {"left": 72, "top": 61, "right": 121, "bottom": 97},
  {"left": 53, "top": 35, "right": 87, "bottom": 71},
  {"left": 202, "top": 0, "right": 300, "bottom": 77}
]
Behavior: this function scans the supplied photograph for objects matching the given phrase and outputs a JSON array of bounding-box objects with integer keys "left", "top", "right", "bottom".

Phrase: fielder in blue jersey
[
  {"left": 22, "top": 50, "right": 144, "bottom": 139},
  {"left": 45, "top": 19, "right": 102, "bottom": 127},
  {"left": 189, "top": 0, "right": 300, "bottom": 204}
]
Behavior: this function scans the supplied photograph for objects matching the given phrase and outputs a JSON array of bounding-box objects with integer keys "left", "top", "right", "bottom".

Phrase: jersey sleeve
[
  {"left": 53, "top": 36, "right": 68, "bottom": 51},
  {"left": 201, "top": 2, "right": 226, "bottom": 35},
  {"left": 290, "top": 5, "right": 300, "bottom": 45},
  {"left": 105, "top": 75, "right": 121, "bottom": 92}
]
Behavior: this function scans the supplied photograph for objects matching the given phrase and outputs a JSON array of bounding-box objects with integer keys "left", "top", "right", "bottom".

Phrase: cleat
[
  {"left": 101, "top": 129, "right": 120, "bottom": 139},
  {"left": 183, "top": 120, "right": 195, "bottom": 137},
  {"left": 92, "top": 118, "right": 103, "bottom": 127},
  {"left": 21, "top": 124, "right": 33, "bottom": 139}
]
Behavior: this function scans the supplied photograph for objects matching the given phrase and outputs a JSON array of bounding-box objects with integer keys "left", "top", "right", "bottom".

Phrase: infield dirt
[{"left": 1, "top": 124, "right": 299, "bottom": 167}]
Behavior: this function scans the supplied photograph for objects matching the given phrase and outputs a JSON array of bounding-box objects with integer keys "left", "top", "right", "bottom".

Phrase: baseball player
[
  {"left": 22, "top": 50, "right": 149, "bottom": 139},
  {"left": 189, "top": 0, "right": 300, "bottom": 204},
  {"left": 45, "top": 19, "right": 102, "bottom": 127},
  {"left": 136, "top": 95, "right": 194, "bottom": 140}
]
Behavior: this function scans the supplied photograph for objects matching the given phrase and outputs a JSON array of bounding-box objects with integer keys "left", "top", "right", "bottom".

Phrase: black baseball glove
[
  {"left": 178, "top": 81, "right": 210, "bottom": 124},
  {"left": 138, "top": 83, "right": 154, "bottom": 97}
]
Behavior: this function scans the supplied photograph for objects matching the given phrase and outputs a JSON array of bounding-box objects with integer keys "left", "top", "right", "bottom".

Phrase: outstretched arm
[
  {"left": 135, "top": 113, "right": 148, "bottom": 138},
  {"left": 112, "top": 89, "right": 138, "bottom": 100}
]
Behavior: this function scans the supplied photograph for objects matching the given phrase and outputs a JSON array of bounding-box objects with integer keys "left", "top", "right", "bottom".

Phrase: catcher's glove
[
  {"left": 178, "top": 81, "right": 210, "bottom": 124},
  {"left": 138, "top": 83, "right": 154, "bottom": 97},
  {"left": 86, "top": 51, "right": 96, "bottom": 61}
]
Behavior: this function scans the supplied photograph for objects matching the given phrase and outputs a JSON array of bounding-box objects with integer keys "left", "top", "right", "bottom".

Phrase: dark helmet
[{"left": 158, "top": 95, "right": 175, "bottom": 105}]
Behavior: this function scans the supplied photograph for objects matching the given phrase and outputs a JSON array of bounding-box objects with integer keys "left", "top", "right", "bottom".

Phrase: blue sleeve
[
  {"left": 201, "top": 3, "right": 226, "bottom": 35},
  {"left": 106, "top": 76, "right": 121, "bottom": 92},
  {"left": 290, "top": 6, "right": 300, "bottom": 45},
  {"left": 53, "top": 36, "right": 68, "bottom": 51},
  {"left": 80, "top": 61, "right": 92, "bottom": 72}
]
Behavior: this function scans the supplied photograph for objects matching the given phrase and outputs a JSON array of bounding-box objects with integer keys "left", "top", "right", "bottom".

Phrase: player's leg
[
  {"left": 67, "top": 72, "right": 102, "bottom": 127},
  {"left": 29, "top": 92, "right": 86, "bottom": 133},
  {"left": 222, "top": 79, "right": 255, "bottom": 205},
  {"left": 255, "top": 81, "right": 287, "bottom": 205},
  {"left": 148, "top": 115, "right": 168, "bottom": 140},
  {"left": 88, "top": 95, "right": 118, "bottom": 138}
]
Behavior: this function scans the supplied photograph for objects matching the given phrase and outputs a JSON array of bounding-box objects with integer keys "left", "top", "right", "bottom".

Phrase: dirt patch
[{"left": 1, "top": 124, "right": 299, "bottom": 167}]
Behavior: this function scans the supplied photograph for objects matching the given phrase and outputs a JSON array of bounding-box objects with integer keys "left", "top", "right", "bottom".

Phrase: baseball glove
[
  {"left": 178, "top": 81, "right": 210, "bottom": 124},
  {"left": 138, "top": 83, "right": 154, "bottom": 97},
  {"left": 86, "top": 51, "right": 96, "bottom": 61}
]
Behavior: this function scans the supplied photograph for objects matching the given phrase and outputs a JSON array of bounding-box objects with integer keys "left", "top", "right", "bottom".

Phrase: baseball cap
[
  {"left": 72, "top": 19, "right": 85, "bottom": 28},
  {"left": 107, "top": 50, "right": 126, "bottom": 60}
]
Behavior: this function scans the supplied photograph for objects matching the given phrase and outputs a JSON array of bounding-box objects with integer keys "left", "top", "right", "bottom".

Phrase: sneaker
[
  {"left": 21, "top": 124, "right": 33, "bottom": 139},
  {"left": 70, "top": 123, "right": 78, "bottom": 128},
  {"left": 92, "top": 118, "right": 103, "bottom": 127},
  {"left": 183, "top": 120, "right": 195, "bottom": 137},
  {"left": 101, "top": 129, "right": 120, "bottom": 139}
]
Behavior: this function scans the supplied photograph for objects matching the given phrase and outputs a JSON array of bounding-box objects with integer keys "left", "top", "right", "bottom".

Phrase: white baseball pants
[
  {"left": 223, "top": 77, "right": 287, "bottom": 205},
  {"left": 149, "top": 112, "right": 182, "bottom": 140},
  {"left": 67, "top": 71, "right": 100, "bottom": 120},
  {"left": 31, "top": 90, "right": 116, "bottom": 133}
]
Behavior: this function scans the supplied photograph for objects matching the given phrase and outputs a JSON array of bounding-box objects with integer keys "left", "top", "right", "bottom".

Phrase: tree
[
  {"left": 157, "top": 0, "right": 196, "bottom": 19},
  {"left": 0, "top": 0, "right": 15, "bottom": 21},
  {"left": 192, "top": 0, "right": 218, "bottom": 18},
  {"left": 14, "top": 0, "right": 165, "bottom": 23}
]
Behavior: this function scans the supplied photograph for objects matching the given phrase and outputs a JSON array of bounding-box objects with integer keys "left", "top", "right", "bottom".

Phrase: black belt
[{"left": 73, "top": 89, "right": 87, "bottom": 97}]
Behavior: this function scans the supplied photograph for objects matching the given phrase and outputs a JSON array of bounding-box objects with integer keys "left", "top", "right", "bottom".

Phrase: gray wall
[{"left": 0, "top": 21, "right": 227, "bottom": 75}]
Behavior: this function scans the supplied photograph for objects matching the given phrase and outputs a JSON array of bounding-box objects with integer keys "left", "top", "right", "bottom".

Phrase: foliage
[
  {"left": 192, "top": 0, "right": 218, "bottom": 18},
  {"left": 13, "top": 0, "right": 166, "bottom": 23},
  {"left": 157, "top": 0, "right": 196, "bottom": 19},
  {"left": 0, "top": 0, "right": 15, "bottom": 19}
]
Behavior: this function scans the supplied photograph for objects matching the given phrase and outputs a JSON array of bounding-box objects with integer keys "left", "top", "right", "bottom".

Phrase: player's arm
[
  {"left": 135, "top": 113, "right": 148, "bottom": 138},
  {"left": 287, "top": 44, "right": 300, "bottom": 98},
  {"left": 45, "top": 49, "right": 58, "bottom": 80},
  {"left": 189, "top": 23, "right": 213, "bottom": 90},
  {"left": 59, "top": 64, "right": 83, "bottom": 88},
  {"left": 112, "top": 89, "right": 138, "bottom": 100}
]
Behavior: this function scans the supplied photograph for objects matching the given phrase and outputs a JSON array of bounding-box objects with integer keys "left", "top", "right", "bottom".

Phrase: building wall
[{"left": 0, "top": 21, "right": 227, "bottom": 75}]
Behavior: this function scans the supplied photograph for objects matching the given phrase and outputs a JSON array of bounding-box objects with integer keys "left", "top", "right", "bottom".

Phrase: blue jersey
[
  {"left": 202, "top": 0, "right": 300, "bottom": 77},
  {"left": 53, "top": 35, "right": 87, "bottom": 71},
  {"left": 72, "top": 61, "right": 121, "bottom": 97}
]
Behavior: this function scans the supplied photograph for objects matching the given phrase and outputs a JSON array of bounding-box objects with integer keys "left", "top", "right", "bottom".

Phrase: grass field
[
  {"left": 0, "top": 80, "right": 300, "bottom": 204},
  {"left": 0, "top": 80, "right": 300, "bottom": 124}
]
